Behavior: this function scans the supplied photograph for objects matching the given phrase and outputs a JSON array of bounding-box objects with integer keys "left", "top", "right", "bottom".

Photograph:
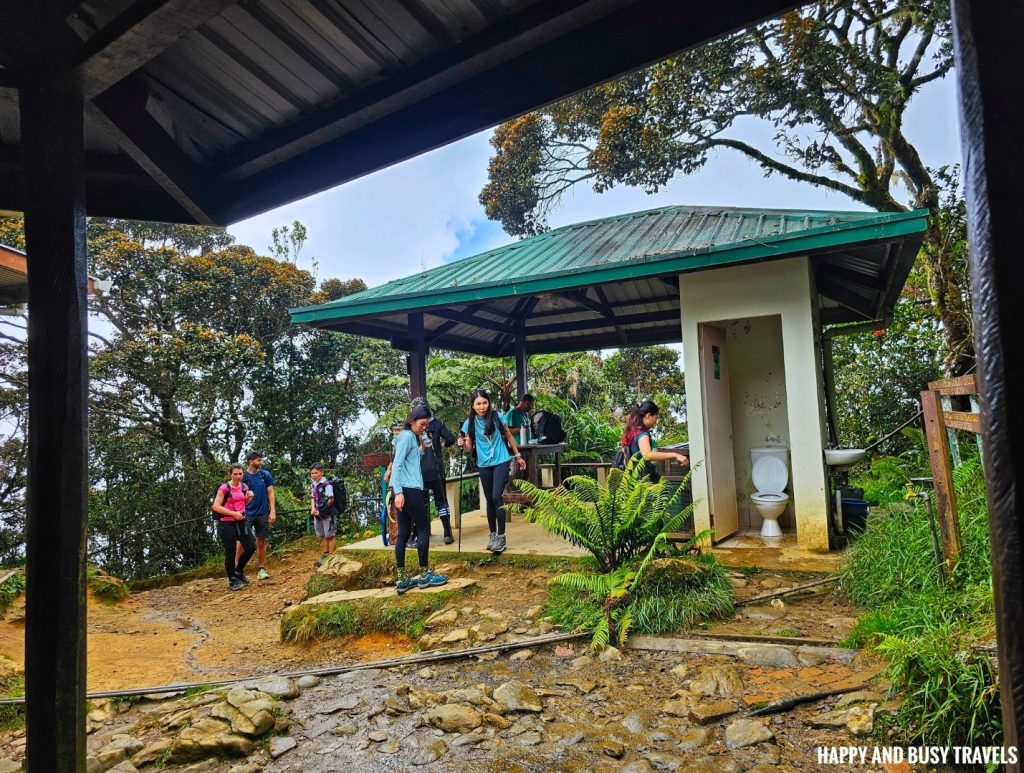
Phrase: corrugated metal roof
[{"left": 293, "top": 204, "right": 928, "bottom": 323}]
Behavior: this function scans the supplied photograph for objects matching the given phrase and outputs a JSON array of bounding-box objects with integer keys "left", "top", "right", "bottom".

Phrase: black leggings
[
  {"left": 479, "top": 462, "right": 510, "bottom": 535},
  {"left": 218, "top": 520, "right": 255, "bottom": 579},
  {"left": 424, "top": 477, "right": 450, "bottom": 522},
  {"left": 395, "top": 488, "right": 430, "bottom": 571}
]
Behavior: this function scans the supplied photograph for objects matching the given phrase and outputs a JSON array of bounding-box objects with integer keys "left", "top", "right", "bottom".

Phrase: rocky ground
[{"left": 0, "top": 544, "right": 898, "bottom": 771}]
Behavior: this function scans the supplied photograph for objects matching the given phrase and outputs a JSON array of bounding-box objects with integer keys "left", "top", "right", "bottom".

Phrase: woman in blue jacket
[{"left": 391, "top": 403, "right": 449, "bottom": 594}]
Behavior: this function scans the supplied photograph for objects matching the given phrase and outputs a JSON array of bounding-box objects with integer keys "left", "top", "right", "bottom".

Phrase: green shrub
[
  {"left": 0, "top": 572, "right": 25, "bottom": 613},
  {"left": 841, "top": 457, "right": 998, "bottom": 746}
]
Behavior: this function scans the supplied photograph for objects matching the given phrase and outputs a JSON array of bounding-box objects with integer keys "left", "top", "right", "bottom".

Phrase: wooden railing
[{"left": 920, "top": 374, "right": 982, "bottom": 570}]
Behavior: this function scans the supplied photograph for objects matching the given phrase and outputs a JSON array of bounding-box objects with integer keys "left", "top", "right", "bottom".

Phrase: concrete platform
[
  {"left": 342, "top": 509, "right": 590, "bottom": 557},
  {"left": 712, "top": 533, "right": 845, "bottom": 573}
]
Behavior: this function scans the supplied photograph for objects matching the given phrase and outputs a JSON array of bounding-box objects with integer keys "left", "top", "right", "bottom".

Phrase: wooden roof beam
[{"left": 90, "top": 74, "right": 219, "bottom": 225}]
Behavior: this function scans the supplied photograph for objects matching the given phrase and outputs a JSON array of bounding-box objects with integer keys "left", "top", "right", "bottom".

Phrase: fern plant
[{"left": 511, "top": 457, "right": 697, "bottom": 572}]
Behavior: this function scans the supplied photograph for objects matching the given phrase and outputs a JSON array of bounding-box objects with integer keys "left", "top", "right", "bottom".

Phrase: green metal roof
[{"left": 291, "top": 204, "right": 929, "bottom": 355}]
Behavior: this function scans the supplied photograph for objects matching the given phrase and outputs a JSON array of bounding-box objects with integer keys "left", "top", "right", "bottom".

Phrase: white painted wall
[{"left": 680, "top": 257, "right": 830, "bottom": 551}]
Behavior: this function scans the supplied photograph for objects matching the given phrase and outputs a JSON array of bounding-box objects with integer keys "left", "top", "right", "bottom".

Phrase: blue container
[{"left": 841, "top": 498, "right": 870, "bottom": 534}]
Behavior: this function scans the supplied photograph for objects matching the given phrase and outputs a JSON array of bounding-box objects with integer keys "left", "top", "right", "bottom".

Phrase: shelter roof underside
[{"left": 292, "top": 205, "right": 929, "bottom": 355}]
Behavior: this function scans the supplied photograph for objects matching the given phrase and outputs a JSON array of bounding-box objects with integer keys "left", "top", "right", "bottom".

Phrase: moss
[
  {"left": 280, "top": 590, "right": 457, "bottom": 643},
  {"left": 87, "top": 568, "right": 130, "bottom": 603}
]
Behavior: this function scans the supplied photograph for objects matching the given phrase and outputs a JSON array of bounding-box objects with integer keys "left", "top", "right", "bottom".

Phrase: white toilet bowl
[{"left": 750, "top": 447, "right": 790, "bottom": 539}]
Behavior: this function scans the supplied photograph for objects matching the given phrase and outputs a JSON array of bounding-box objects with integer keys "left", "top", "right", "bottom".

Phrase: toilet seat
[{"left": 751, "top": 492, "right": 789, "bottom": 503}]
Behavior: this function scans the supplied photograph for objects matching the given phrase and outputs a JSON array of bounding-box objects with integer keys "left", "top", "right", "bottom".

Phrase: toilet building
[{"left": 291, "top": 204, "right": 929, "bottom": 553}]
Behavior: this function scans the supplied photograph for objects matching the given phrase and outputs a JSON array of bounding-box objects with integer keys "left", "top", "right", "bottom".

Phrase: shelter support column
[
  {"left": 514, "top": 335, "right": 528, "bottom": 400},
  {"left": 408, "top": 312, "right": 427, "bottom": 400},
  {"left": 19, "top": 77, "right": 89, "bottom": 773},
  {"left": 952, "top": 0, "right": 1024, "bottom": 759}
]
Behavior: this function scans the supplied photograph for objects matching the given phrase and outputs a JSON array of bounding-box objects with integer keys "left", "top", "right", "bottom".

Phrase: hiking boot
[
  {"left": 486, "top": 532, "right": 497, "bottom": 551},
  {"left": 234, "top": 572, "right": 250, "bottom": 586},
  {"left": 396, "top": 573, "right": 419, "bottom": 595},
  {"left": 257, "top": 567, "right": 270, "bottom": 580},
  {"left": 443, "top": 532, "right": 455, "bottom": 545},
  {"left": 229, "top": 576, "right": 244, "bottom": 591},
  {"left": 314, "top": 552, "right": 328, "bottom": 568},
  {"left": 493, "top": 534, "right": 507, "bottom": 553},
  {"left": 417, "top": 569, "right": 448, "bottom": 589}
]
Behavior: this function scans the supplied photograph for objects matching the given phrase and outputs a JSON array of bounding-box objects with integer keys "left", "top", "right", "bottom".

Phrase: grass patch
[
  {"left": 0, "top": 571, "right": 25, "bottom": 613},
  {"left": 776, "top": 628, "right": 803, "bottom": 638},
  {"left": 841, "top": 457, "right": 999, "bottom": 747},
  {"left": 130, "top": 553, "right": 224, "bottom": 591},
  {"left": 0, "top": 672, "right": 25, "bottom": 732},
  {"left": 546, "top": 553, "right": 733, "bottom": 640},
  {"left": 281, "top": 590, "right": 458, "bottom": 643}
]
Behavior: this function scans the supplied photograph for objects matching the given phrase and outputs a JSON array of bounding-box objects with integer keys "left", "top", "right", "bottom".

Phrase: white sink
[{"left": 824, "top": 448, "right": 866, "bottom": 467}]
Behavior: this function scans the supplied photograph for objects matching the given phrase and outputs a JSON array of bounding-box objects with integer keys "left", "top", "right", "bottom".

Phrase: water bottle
[{"left": 520, "top": 426, "right": 528, "bottom": 445}]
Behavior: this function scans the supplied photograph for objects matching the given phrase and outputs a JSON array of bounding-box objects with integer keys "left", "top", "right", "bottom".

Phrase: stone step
[{"left": 298, "top": 577, "right": 477, "bottom": 607}]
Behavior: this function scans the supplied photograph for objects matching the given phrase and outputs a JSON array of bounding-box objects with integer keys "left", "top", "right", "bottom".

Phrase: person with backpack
[
  {"left": 504, "top": 393, "right": 535, "bottom": 443},
  {"left": 457, "top": 388, "right": 527, "bottom": 554},
  {"left": 391, "top": 403, "right": 448, "bottom": 594},
  {"left": 211, "top": 463, "right": 256, "bottom": 591},
  {"left": 412, "top": 397, "right": 457, "bottom": 545},
  {"left": 617, "top": 400, "right": 689, "bottom": 483},
  {"left": 309, "top": 463, "right": 337, "bottom": 567},
  {"left": 240, "top": 450, "right": 276, "bottom": 580}
]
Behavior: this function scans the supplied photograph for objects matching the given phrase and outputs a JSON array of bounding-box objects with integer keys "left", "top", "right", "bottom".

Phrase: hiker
[
  {"left": 212, "top": 463, "right": 256, "bottom": 591},
  {"left": 412, "top": 397, "right": 457, "bottom": 545},
  {"left": 309, "top": 463, "right": 337, "bottom": 567},
  {"left": 458, "top": 388, "right": 527, "bottom": 553},
  {"left": 504, "top": 393, "right": 535, "bottom": 443},
  {"left": 384, "top": 420, "right": 415, "bottom": 547},
  {"left": 238, "top": 450, "right": 276, "bottom": 580},
  {"left": 619, "top": 400, "right": 689, "bottom": 483},
  {"left": 391, "top": 403, "right": 449, "bottom": 594}
]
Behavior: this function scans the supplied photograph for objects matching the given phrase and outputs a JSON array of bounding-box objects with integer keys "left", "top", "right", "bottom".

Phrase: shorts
[
  {"left": 247, "top": 513, "right": 272, "bottom": 540},
  {"left": 313, "top": 514, "right": 336, "bottom": 538}
]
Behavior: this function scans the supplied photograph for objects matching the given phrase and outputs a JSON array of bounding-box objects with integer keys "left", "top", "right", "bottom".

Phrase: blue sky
[{"left": 228, "top": 75, "right": 960, "bottom": 292}]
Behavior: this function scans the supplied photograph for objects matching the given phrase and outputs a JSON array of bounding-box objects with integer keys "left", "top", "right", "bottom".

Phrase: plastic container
[{"left": 841, "top": 498, "right": 870, "bottom": 534}]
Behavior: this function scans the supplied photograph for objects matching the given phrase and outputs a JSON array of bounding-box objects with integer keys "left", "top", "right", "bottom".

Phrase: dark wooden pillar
[
  {"left": 408, "top": 312, "right": 427, "bottom": 400},
  {"left": 514, "top": 334, "right": 528, "bottom": 401},
  {"left": 951, "top": 0, "right": 1024, "bottom": 759},
  {"left": 19, "top": 77, "right": 89, "bottom": 772}
]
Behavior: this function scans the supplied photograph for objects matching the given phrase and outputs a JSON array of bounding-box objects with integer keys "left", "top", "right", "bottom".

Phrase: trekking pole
[{"left": 457, "top": 439, "right": 466, "bottom": 554}]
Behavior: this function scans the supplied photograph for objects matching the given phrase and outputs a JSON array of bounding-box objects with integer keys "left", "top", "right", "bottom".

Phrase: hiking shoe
[
  {"left": 396, "top": 574, "right": 419, "bottom": 595},
  {"left": 493, "top": 534, "right": 507, "bottom": 553},
  {"left": 229, "top": 577, "right": 244, "bottom": 591},
  {"left": 417, "top": 570, "right": 448, "bottom": 589},
  {"left": 314, "top": 552, "right": 328, "bottom": 568},
  {"left": 486, "top": 532, "right": 497, "bottom": 551},
  {"left": 257, "top": 567, "right": 270, "bottom": 580},
  {"left": 443, "top": 532, "right": 454, "bottom": 545},
  {"left": 234, "top": 572, "right": 250, "bottom": 586}
]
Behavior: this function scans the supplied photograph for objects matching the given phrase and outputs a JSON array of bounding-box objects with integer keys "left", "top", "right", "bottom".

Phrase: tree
[
  {"left": 603, "top": 346, "right": 686, "bottom": 420},
  {"left": 480, "top": 0, "right": 971, "bottom": 374}
]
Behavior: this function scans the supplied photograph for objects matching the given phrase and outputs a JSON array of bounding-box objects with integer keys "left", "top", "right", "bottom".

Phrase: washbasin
[{"left": 825, "top": 448, "right": 866, "bottom": 467}]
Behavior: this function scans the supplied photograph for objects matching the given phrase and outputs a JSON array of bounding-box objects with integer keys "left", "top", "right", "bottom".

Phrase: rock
[
  {"left": 480, "top": 608, "right": 506, "bottom": 622},
  {"left": 445, "top": 687, "right": 500, "bottom": 712},
  {"left": 161, "top": 707, "right": 198, "bottom": 732},
  {"left": 736, "top": 645, "right": 800, "bottom": 668},
  {"left": 537, "top": 621, "right": 554, "bottom": 635},
  {"left": 423, "top": 703, "right": 483, "bottom": 733},
  {"left": 620, "top": 710, "right": 657, "bottom": 734},
  {"left": 676, "top": 726, "right": 713, "bottom": 750},
  {"left": 570, "top": 656, "right": 594, "bottom": 669},
  {"left": 682, "top": 756, "right": 741, "bottom": 773},
  {"left": 316, "top": 554, "right": 364, "bottom": 585},
  {"left": 690, "top": 664, "right": 744, "bottom": 698},
  {"left": 806, "top": 709, "right": 850, "bottom": 729},
  {"left": 268, "top": 736, "right": 297, "bottom": 758},
  {"left": 621, "top": 762, "right": 655, "bottom": 773},
  {"left": 296, "top": 675, "right": 321, "bottom": 689},
  {"left": 835, "top": 690, "right": 884, "bottom": 708},
  {"left": 228, "top": 764, "right": 263, "bottom": 773},
  {"left": 85, "top": 757, "right": 102, "bottom": 773},
  {"left": 441, "top": 628, "right": 471, "bottom": 644},
  {"left": 319, "top": 694, "right": 362, "bottom": 714},
  {"left": 519, "top": 731, "right": 543, "bottom": 746},
  {"left": 688, "top": 700, "right": 738, "bottom": 724},
  {"left": 416, "top": 668, "right": 437, "bottom": 679},
  {"left": 509, "top": 649, "right": 534, "bottom": 662},
  {"left": 418, "top": 633, "right": 441, "bottom": 649},
  {"left": 845, "top": 705, "right": 876, "bottom": 736},
  {"left": 559, "top": 731, "right": 585, "bottom": 746},
  {"left": 724, "top": 718, "right": 774, "bottom": 748},
  {"left": 482, "top": 713, "right": 511, "bottom": 729},
  {"left": 332, "top": 721, "right": 358, "bottom": 736},
  {"left": 131, "top": 739, "right": 172, "bottom": 767},
  {"left": 171, "top": 717, "right": 256, "bottom": 762},
  {"left": 101, "top": 735, "right": 145, "bottom": 759},
  {"left": 409, "top": 738, "right": 448, "bottom": 765},
  {"left": 225, "top": 686, "right": 259, "bottom": 708},
  {"left": 494, "top": 681, "right": 543, "bottom": 713},
  {"left": 554, "top": 677, "right": 596, "bottom": 694},
  {"left": 796, "top": 650, "right": 827, "bottom": 666},
  {"left": 599, "top": 646, "right": 623, "bottom": 662},
  {"left": 758, "top": 577, "right": 786, "bottom": 588},
  {"left": 473, "top": 619, "right": 509, "bottom": 641},
  {"left": 769, "top": 598, "right": 786, "bottom": 610},
  {"left": 602, "top": 740, "right": 626, "bottom": 758},
  {"left": 525, "top": 605, "right": 544, "bottom": 620},
  {"left": 728, "top": 577, "right": 748, "bottom": 589},
  {"left": 668, "top": 663, "right": 689, "bottom": 678},
  {"left": 825, "top": 616, "right": 858, "bottom": 629},
  {"left": 96, "top": 747, "right": 127, "bottom": 769},
  {"left": 425, "top": 609, "right": 459, "bottom": 628},
  {"left": 661, "top": 698, "right": 694, "bottom": 718},
  {"left": 211, "top": 697, "right": 276, "bottom": 737},
  {"left": 367, "top": 730, "right": 389, "bottom": 743},
  {"left": 742, "top": 605, "right": 786, "bottom": 620},
  {"left": 645, "top": 752, "right": 685, "bottom": 771},
  {"left": 385, "top": 696, "right": 412, "bottom": 714},
  {"left": 242, "top": 676, "right": 299, "bottom": 700},
  {"left": 106, "top": 762, "right": 140, "bottom": 773},
  {"left": 407, "top": 688, "right": 442, "bottom": 710}
]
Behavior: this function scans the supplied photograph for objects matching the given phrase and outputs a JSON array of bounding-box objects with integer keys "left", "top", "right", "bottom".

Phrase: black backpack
[
  {"left": 314, "top": 477, "right": 348, "bottom": 517},
  {"left": 533, "top": 410, "right": 566, "bottom": 444},
  {"left": 211, "top": 482, "right": 249, "bottom": 520}
]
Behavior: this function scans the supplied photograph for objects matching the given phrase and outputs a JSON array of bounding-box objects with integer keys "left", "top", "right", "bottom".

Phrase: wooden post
[
  {"left": 408, "top": 312, "right": 427, "bottom": 400},
  {"left": 920, "top": 388, "right": 962, "bottom": 570},
  {"left": 514, "top": 334, "right": 528, "bottom": 402},
  {"left": 19, "top": 76, "right": 89, "bottom": 773},
  {"left": 952, "top": 1, "right": 1024, "bottom": 758}
]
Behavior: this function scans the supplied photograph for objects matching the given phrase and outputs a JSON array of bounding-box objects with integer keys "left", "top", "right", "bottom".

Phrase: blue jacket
[{"left": 390, "top": 429, "right": 424, "bottom": 494}]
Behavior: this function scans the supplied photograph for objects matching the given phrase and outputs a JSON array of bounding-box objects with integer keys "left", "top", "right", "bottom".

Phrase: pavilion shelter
[
  {"left": 0, "top": 1, "right": 1022, "bottom": 769},
  {"left": 291, "top": 204, "right": 929, "bottom": 552}
]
